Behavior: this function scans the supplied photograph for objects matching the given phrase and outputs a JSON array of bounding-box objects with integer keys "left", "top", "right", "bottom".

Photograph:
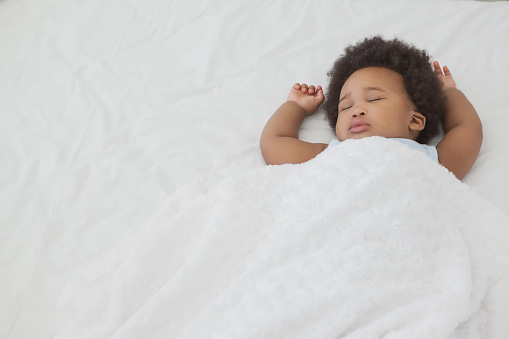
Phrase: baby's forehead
[{"left": 340, "top": 67, "right": 406, "bottom": 95}]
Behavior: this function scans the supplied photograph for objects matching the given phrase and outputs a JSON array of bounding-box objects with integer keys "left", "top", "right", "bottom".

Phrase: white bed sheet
[{"left": 1, "top": 0, "right": 509, "bottom": 338}]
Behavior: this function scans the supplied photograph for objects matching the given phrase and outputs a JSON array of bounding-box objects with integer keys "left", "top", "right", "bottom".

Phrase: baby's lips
[{"left": 349, "top": 118, "right": 370, "bottom": 130}]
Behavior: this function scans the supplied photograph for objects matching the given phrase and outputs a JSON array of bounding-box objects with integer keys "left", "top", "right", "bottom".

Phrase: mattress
[{"left": 1, "top": 0, "right": 509, "bottom": 338}]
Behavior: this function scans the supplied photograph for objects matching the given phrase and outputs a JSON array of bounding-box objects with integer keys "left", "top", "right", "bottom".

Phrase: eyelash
[{"left": 340, "top": 98, "right": 383, "bottom": 112}]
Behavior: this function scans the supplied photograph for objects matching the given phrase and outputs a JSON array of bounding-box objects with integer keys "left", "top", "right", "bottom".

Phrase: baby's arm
[
  {"left": 434, "top": 61, "right": 483, "bottom": 180},
  {"left": 260, "top": 83, "right": 328, "bottom": 165}
]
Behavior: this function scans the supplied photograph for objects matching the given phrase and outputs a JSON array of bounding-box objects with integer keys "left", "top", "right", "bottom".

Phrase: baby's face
[{"left": 335, "top": 67, "right": 422, "bottom": 141}]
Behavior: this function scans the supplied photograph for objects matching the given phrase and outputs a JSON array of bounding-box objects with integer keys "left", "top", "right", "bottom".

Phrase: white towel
[{"left": 56, "top": 137, "right": 509, "bottom": 339}]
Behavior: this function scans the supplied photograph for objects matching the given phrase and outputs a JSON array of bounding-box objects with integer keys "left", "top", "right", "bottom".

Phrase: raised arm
[
  {"left": 260, "top": 83, "right": 328, "bottom": 165},
  {"left": 434, "top": 61, "right": 483, "bottom": 180}
]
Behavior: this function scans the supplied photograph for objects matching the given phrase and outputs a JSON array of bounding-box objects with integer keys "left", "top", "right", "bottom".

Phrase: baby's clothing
[{"left": 328, "top": 137, "right": 439, "bottom": 163}]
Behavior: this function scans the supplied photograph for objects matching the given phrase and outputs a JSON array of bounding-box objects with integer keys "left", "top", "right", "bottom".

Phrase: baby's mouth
[{"left": 349, "top": 120, "right": 371, "bottom": 133}]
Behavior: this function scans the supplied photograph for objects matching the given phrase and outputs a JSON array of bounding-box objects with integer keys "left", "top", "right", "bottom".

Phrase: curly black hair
[{"left": 322, "top": 36, "right": 445, "bottom": 144}]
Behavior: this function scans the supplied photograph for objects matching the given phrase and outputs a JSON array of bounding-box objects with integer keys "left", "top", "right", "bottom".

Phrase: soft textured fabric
[
  {"left": 329, "top": 138, "right": 439, "bottom": 163},
  {"left": 56, "top": 137, "right": 509, "bottom": 339}
]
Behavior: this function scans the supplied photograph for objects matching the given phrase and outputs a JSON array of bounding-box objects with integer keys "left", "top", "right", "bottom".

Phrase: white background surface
[{"left": 1, "top": 0, "right": 509, "bottom": 338}]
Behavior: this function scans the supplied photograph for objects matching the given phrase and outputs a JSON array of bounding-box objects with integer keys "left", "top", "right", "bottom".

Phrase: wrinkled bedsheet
[{"left": 2, "top": 0, "right": 509, "bottom": 338}]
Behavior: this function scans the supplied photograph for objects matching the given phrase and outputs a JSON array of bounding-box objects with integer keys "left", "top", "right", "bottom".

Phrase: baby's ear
[{"left": 409, "top": 112, "right": 426, "bottom": 132}]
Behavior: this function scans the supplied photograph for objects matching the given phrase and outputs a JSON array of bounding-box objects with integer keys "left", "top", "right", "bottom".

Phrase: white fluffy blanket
[{"left": 56, "top": 137, "right": 509, "bottom": 339}]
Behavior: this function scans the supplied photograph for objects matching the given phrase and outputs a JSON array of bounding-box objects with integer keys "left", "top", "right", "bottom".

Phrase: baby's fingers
[
  {"left": 300, "top": 83, "right": 309, "bottom": 93},
  {"left": 292, "top": 83, "right": 322, "bottom": 95},
  {"left": 433, "top": 61, "right": 444, "bottom": 77},
  {"left": 309, "top": 85, "right": 324, "bottom": 96},
  {"left": 442, "top": 65, "right": 452, "bottom": 77},
  {"left": 434, "top": 61, "right": 453, "bottom": 77}
]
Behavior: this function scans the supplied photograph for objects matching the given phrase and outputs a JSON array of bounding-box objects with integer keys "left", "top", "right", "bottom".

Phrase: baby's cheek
[{"left": 335, "top": 122, "right": 345, "bottom": 141}]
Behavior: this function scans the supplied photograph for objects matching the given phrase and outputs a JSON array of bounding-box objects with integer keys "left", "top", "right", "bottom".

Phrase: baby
[{"left": 260, "top": 36, "right": 482, "bottom": 180}]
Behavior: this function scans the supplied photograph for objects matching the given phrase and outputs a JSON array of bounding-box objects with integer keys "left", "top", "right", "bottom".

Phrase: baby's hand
[
  {"left": 287, "top": 83, "right": 325, "bottom": 116},
  {"left": 433, "top": 61, "right": 457, "bottom": 89}
]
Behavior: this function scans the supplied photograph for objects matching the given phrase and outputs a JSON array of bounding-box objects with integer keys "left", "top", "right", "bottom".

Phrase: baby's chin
[
  {"left": 337, "top": 132, "right": 417, "bottom": 142},
  {"left": 336, "top": 132, "right": 376, "bottom": 142}
]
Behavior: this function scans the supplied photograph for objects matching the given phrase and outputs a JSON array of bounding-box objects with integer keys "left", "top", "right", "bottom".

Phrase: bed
[{"left": 1, "top": 0, "right": 509, "bottom": 338}]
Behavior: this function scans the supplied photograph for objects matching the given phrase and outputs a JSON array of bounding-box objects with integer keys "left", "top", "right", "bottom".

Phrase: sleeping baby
[{"left": 260, "top": 36, "right": 482, "bottom": 180}]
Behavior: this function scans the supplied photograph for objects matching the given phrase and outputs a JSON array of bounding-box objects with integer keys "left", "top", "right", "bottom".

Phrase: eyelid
[
  {"left": 340, "top": 96, "right": 384, "bottom": 112},
  {"left": 341, "top": 97, "right": 382, "bottom": 108}
]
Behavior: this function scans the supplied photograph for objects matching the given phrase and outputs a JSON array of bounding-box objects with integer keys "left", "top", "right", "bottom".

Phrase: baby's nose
[{"left": 351, "top": 106, "right": 366, "bottom": 117}]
